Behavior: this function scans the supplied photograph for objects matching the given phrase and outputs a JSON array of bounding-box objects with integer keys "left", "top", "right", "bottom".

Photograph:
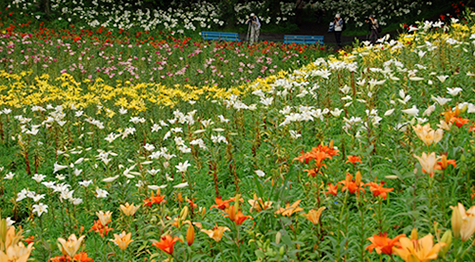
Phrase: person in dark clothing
[{"left": 366, "top": 15, "right": 379, "bottom": 44}]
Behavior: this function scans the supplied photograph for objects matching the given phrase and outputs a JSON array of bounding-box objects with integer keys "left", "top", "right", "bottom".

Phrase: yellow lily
[
  {"left": 57, "top": 234, "right": 85, "bottom": 257},
  {"left": 110, "top": 231, "right": 133, "bottom": 251},
  {"left": 451, "top": 202, "right": 475, "bottom": 241},
  {"left": 393, "top": 234, "right": 445, "bottom": 262}
]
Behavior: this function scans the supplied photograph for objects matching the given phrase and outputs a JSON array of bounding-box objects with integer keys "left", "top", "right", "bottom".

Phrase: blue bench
[
  {"left": 284, "top": 35, "right": 324, "bottom": 45},
  {"left": 202, "top": 31, "right": 240, "bottom": 42}
]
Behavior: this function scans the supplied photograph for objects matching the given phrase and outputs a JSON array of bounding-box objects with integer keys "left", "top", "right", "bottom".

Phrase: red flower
[{"left": 151, "top": 234, "right": 183, "bottom": 255}]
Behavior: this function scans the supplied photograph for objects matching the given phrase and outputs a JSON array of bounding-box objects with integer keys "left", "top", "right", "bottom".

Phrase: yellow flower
[
  {"left": 96, "top": 211, "right": 112, "bottom": 226},
  {"left": 1, "top": 225, "right": 24, "bottom": 251},
  {"left": 119, "top": 203, "right": 140, "bottom": 216},
  {"left": 450, "top": 203, "right": 475, "bottom": 241},
  {"left": 393, "top": 234, "right": 445, "bottom": 262},
  {"left": 201, "top": 226, "right": 230, "bottom": 242},
  {"left": 275, "top": 200, "right": 304, "bottom": 217},
  {"left": 110, "top": 231, "right": 133, "bottom": 251},
  {"left": 303, "top": 207, "right": 326, "bottom": 225},
  {"left": 413, "top": 152, "right": 438, "bottom": 176},
  {"left": 248, "top": 194, "right": 273, "bottom": 213},
  {"left": 412, "top": 124, "right": 443, "bottom": 146},
  {"left": 57, "top": 234, "right": 85, "bottom": 257},
  {"left": 0, "top": 242, "right": 34, "bottom": 262}
]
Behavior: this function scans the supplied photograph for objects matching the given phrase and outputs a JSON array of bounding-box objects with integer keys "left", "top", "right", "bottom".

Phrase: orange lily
[
  {"left": 325, "top": 183, "right": 338, "bottom": 196},
  {"left": 451, "top": 117, "right": 469, "bottom": 128},
  {"left": 210, "top": 197, "right": 232, "bottom": 210},
  {"left": 366, "top": 233, "right": 405, "bottom": 255},
  {"left": 89, "top": 220, "right": 113, "bottom": 237},
  {"left": 338, "top": 172, "right": 365, "bottom": 194},
  {"left": 73, "top": 252, "right": 93, "bottom": 261},
  {"left": 275, "top": 200, "right": 304, "bottom": 217},
  {"left": 303, "top": 207, "right": 326, "bottom": 225},
  {"left": 151, "top": 234, "right": 182, "bottom": 255},
  {"left": 345, "top": 155, "right": 362, "bottom": 165},
  {"left": 435, "top": 155, "right": 456, "bottom": 170},
  {"left": 365, "top": 181, "right": 394, "bottom": 199},
  {"left": 143, "top": 190, "right": 166, "bottom": 207},
  {"left": 223, "top": 205, "right": 252, "bottom": 225}
]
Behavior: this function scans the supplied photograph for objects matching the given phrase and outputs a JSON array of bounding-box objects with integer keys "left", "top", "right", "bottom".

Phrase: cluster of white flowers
[
  {"left": 10, "top": 0, "right": 226, "bottom": 32},
  {"left": 308, "top": 0, "right": 433, "bottom": 27}
]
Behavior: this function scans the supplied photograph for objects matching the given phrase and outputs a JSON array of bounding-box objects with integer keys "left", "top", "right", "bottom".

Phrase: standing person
[
  {"left": 295, "top": 0, "right": 305, "bottom": 26},
  {"left": 333, "top": 14, "right": 344, "bottom": 49},
  {"left": 246, "top": 13, "right": 261, "bottom": 45},
  {"left": 366, "top": 15, "right": 379, "bottom": 44}
]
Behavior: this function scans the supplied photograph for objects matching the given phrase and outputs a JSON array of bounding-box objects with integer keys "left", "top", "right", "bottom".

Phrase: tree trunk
[{"left": 44, "top": 0, "right": 51, "bottom": 16}]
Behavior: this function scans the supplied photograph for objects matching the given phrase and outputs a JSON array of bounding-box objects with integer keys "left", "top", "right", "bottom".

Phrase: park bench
[
  {"left": 201, "top": 31, "right": 240, "bottom": 42},
  {"left": 284, "top": 35, "right": 324, "bottom": 45}
]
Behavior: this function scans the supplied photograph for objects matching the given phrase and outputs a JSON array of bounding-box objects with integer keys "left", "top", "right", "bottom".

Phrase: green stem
[{"left": 378, "top": 198, "right": 382, "bottom": 232}]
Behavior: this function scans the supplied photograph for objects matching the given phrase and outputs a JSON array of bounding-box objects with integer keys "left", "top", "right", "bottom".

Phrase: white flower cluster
[
  {"left": 10, "top": 0, "right": 226, "bottom": 32},
  {"left": 309, "top": 0, "right": 433, "bottom": 27}
]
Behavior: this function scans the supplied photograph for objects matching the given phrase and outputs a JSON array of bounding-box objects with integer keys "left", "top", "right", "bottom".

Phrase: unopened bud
[
  {"left": 410, "top": 228, "right": 418, "bottom": 240},
  {"left": 439, "top": 230, "right": 452, "bottom": 258},
  {"left": 186, "top": 225, "right": 195, "bottom": 246},
  {"left": 279, "top": 246, "right": 285, "bottom": 256},
  {"left": 180, "top": 206, "right": 189, "bottom": 220}
]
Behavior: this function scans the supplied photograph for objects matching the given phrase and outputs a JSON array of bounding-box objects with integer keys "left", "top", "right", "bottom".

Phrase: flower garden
[{"left": 1, "top": 1, "right": 475, "bottom": 262}]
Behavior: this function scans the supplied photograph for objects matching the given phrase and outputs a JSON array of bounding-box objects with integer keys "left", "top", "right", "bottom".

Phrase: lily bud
[
  {"left": 186, "top": 225, "right": 195, "bottom": 246},
  {"left": 355, "top": 171, "right": 361, "bottom": 185},
  {"left": 275, "top": 231, "right": 281, "bottom": 245},
  {"left": 410, "top": 228, "right": 418, "bottom": 240},
  {"left": 439, "top": 155, "right": 448, "bottom": 170},
  {"left": 439, "top": 230, "right": 452, "bottom": 258},
  {"left": 180, "top": 206, "right": 189, "bottom": 220},
  {"left": 279, "top": 246, "right": 285, "bottom": 256},
  {"left": 178, "top": 192, "right": 183, "bottom": 203},
  {"left": 451, "top": 204, "right": 462, "bottom": 239}
]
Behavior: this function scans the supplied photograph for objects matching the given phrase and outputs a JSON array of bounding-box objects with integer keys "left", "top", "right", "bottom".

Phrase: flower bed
[{"left": 1, "top": 12, "right": 475, "bottom": 262}]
